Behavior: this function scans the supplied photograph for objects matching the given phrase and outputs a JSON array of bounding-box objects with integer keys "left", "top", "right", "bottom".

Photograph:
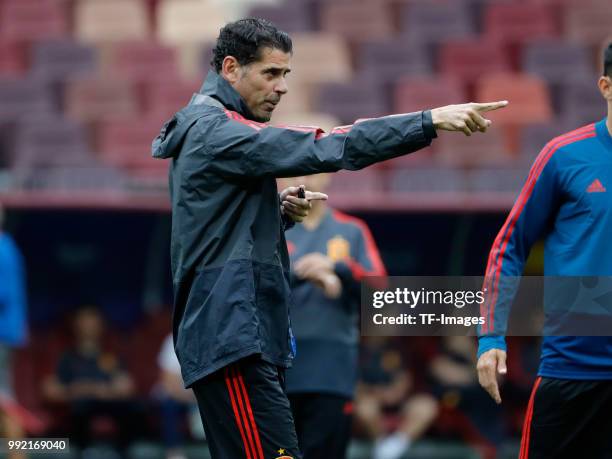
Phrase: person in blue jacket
[
  {"left": 0, "top": 205, "right": 28, "bottom": 452},
  {"left": 477, "top": 43, "right": 612, "bottom": 459}
]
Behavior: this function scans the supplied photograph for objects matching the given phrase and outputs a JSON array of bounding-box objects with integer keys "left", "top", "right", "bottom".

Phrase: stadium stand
[
  {"left": 30, "top": 40, "right": 98, "bottom": 81},
  {"left": 399, "top": 0, "right": 476, "bottom": 45},
  {"left": 74, "top": 0, "right": 151, "bottom": 44},
  {"left": 64, "top": 78, "right": 138, "bottom": 122},
  {"left": 0, "top": 0, "right": 69, "bottom": 42}
]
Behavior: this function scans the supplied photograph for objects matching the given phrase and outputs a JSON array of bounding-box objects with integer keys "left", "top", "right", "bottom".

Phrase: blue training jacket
[
  {"left": 0, "top": 232, "right": 27, "bottom": 347},
  {"left": 478, "top": 119, "right": 612, "bottom": 380}
]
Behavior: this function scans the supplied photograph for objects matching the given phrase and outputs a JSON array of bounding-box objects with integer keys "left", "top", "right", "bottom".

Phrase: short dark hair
[
  {"left": 604, "top": 42, "right": 612, "bottom": 77},
  {"left": 211, "top": 18, "right": 292, "bottom": 73}
]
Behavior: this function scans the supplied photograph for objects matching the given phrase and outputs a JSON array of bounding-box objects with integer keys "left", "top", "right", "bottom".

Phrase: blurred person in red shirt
[{"left": 355, "top": 336, "right": 438, "bottom": 459}]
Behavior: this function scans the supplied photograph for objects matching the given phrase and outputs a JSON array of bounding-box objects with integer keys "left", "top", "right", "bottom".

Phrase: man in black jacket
[{"left": 152, "top": 18, "right": 507, "bottom": 459}]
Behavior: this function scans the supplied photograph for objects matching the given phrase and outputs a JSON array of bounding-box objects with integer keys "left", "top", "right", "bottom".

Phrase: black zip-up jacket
[{"left": 152, "top": 70, "right": 436, "bottom": 387}]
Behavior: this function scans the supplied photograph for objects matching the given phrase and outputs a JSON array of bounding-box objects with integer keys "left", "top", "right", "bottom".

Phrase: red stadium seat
[
  {"left": 65, "top": 78, "right": 138, "bottom": 122},
  {"left": 438, "top": 40, "right": 511, "bottom": 83},
  {"left": 475, "top": 73, "right": 553, "bottom": 153},
  {"left": 393, "top": 76, "right": 466, "bottom": 114},
  {"left": 436, "top": 126, "right": 512, "bottom": 167},
  {"left": 0, "top": 0, "right": 68, "bottom": 42},
  {"left": 143, "top": 79, "right": 201, "bottom": 119},
  {"left": 288, "top": 33, "right": 352, "bottom": 86},
  {"left": 96, "top": 118, "right": 168, "bottom": 174},
  {"left": 157, "top": 0, "right": 225, "bottom": 45},
  {"left": 0, "top": 42, "right": 26, "bottom": 76},
  {"left": 484, "top": 3, "right": 557, "bottom": 44},
  {"left": 319, "top": 0, "right": 394, "bottom": 42},
  {"left": 103, "top": 41, "right": 180, "bottom": 83},
  {"left": 75, "top": 0, "right": 151, "bottom": 43},
  {"left": 565, "top": 3, "right": 612, "bottom": 45},
  {"left": 13, "top": 117, "right": 95, "bottom": 170}
]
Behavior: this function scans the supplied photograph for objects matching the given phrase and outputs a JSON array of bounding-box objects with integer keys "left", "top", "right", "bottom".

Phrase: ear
[
  {"left": 598, "top": 76, "right": 612, "bottom": 100},
  {"left": 221, "top": 56, "right": 241, "bottom": 84}
]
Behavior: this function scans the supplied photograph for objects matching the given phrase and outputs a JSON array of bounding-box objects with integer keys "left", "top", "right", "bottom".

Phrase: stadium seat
[
  {"left": 0, "top": 0, "right": 68, "bottom": 41},
  {"left": 103, "top": 42, "right": 180, "bottom": 82},
  {"left": 565, "top": 3, "right": 612, "bottom": 45},
  {"left": 475, "top": 73, "right": 553, "bottom": 153},
  {"left": 319, "top": 0, "right": 394, "bottom": 42},
  {"left": 0, "top": 42, "right": 26, "bottom": 76},
  {"left": 96, "top": 118, "right": 169, "bottom": 173},
  {"left": 475, "top": 73, "right": 553, "bottom": 125},
  {"left": 208, "top": 0, "right": 284, "bottom": 21},
  {"left": 248, "top": 0, "right": 315, "bottom": 32},
  {"left": 393, "top": 76, "right": 465, "bottom": 114},
  {"left": 356, "top": 39, "right": 432, "bottom": 84},
  {"left": 65, "top": 78, "right": 138, "bottom": 122},
  {"left": 30, "top": 40, "right": 98, "bottom": 81},
  {"left": 288, "top": 33, "right": 352, "bottom": 86},
  {"left": 399, "top": 0, "right": 475, "bottom": 45},
  {"left": 143, "top": 79, "right": 201, "bottom": 119},
  {"left": 315, "top": 78, "right": 389, "bottom": 124},
  {"left": 13, "top": 117, "right": 94, "bottom": 170},
  {"left": 522, "top": 41, "right": 594, "bottom": 84},
  {"left": 157, "top": 0, "right": 226, "bottom": 45},
  {"left": 436, "top": 125, "right": 511, "bottom": 167},
  {"left": 0, "top": 79, "right": 54, "bottom": 121},
  {"left": 438, "top": 40, "right": 511, "bottom": 83},
  {"left": 484, "top": 3, "right": 557, "bottom": 44},
  {"left": 75, "top": 0, "right": 151, "bottom": 43},
  {"left": 559, "top": 80, "right": 607, "bottom": 127}
]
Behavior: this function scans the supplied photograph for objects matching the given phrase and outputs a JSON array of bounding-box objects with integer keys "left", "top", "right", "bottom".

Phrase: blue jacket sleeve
[
  {"left": 478, "top": 147, "right": 561, "bottom": 357},
  {"left": 0, "top": 235, "right": 28, "bottom": 347}
]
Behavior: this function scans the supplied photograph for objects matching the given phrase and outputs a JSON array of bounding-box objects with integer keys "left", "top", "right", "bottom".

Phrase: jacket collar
[{"left": 199, "top": 70, "right": 256, "bottom": 120}]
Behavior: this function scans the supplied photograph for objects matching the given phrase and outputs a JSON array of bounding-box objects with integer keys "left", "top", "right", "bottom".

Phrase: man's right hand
[
  {"left": 476, "top": 348, "right": 507, "bottom": 404},
  {"left": 431, "top": 101, "right": 509, "bottom": 136}
]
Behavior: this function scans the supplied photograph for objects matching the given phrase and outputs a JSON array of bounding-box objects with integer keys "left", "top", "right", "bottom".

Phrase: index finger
[
  {"left": 472, "top": 100, "right": 509, "bottom": 112},
  {"left": 305, "top": 191, "right": 328, "bottom": 201}
]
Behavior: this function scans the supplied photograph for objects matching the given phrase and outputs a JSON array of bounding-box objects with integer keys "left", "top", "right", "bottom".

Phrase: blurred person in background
[
  {"left": 156, "top": 333, "right": 200, "bottom": 459},
  {"left": 477, "top": 43, "right": 612, "bottom": 458},
  {"left": 152, "top": 16, "right": 507, "bottom": 459},
  {"left": 42, "top": 306, "right": 141, "bottom": 452},
  {"left": 279, "top": 173, "right": 385, "bottom": 458},
  {"left": 428, "top": 336, "right": 505, "bottom": 447},
  {"left": 356, "top": 336, "right": 438, "bottom": 459},
  {"left": 0, "top": 205, "right": 28, "bottom": 459}
]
